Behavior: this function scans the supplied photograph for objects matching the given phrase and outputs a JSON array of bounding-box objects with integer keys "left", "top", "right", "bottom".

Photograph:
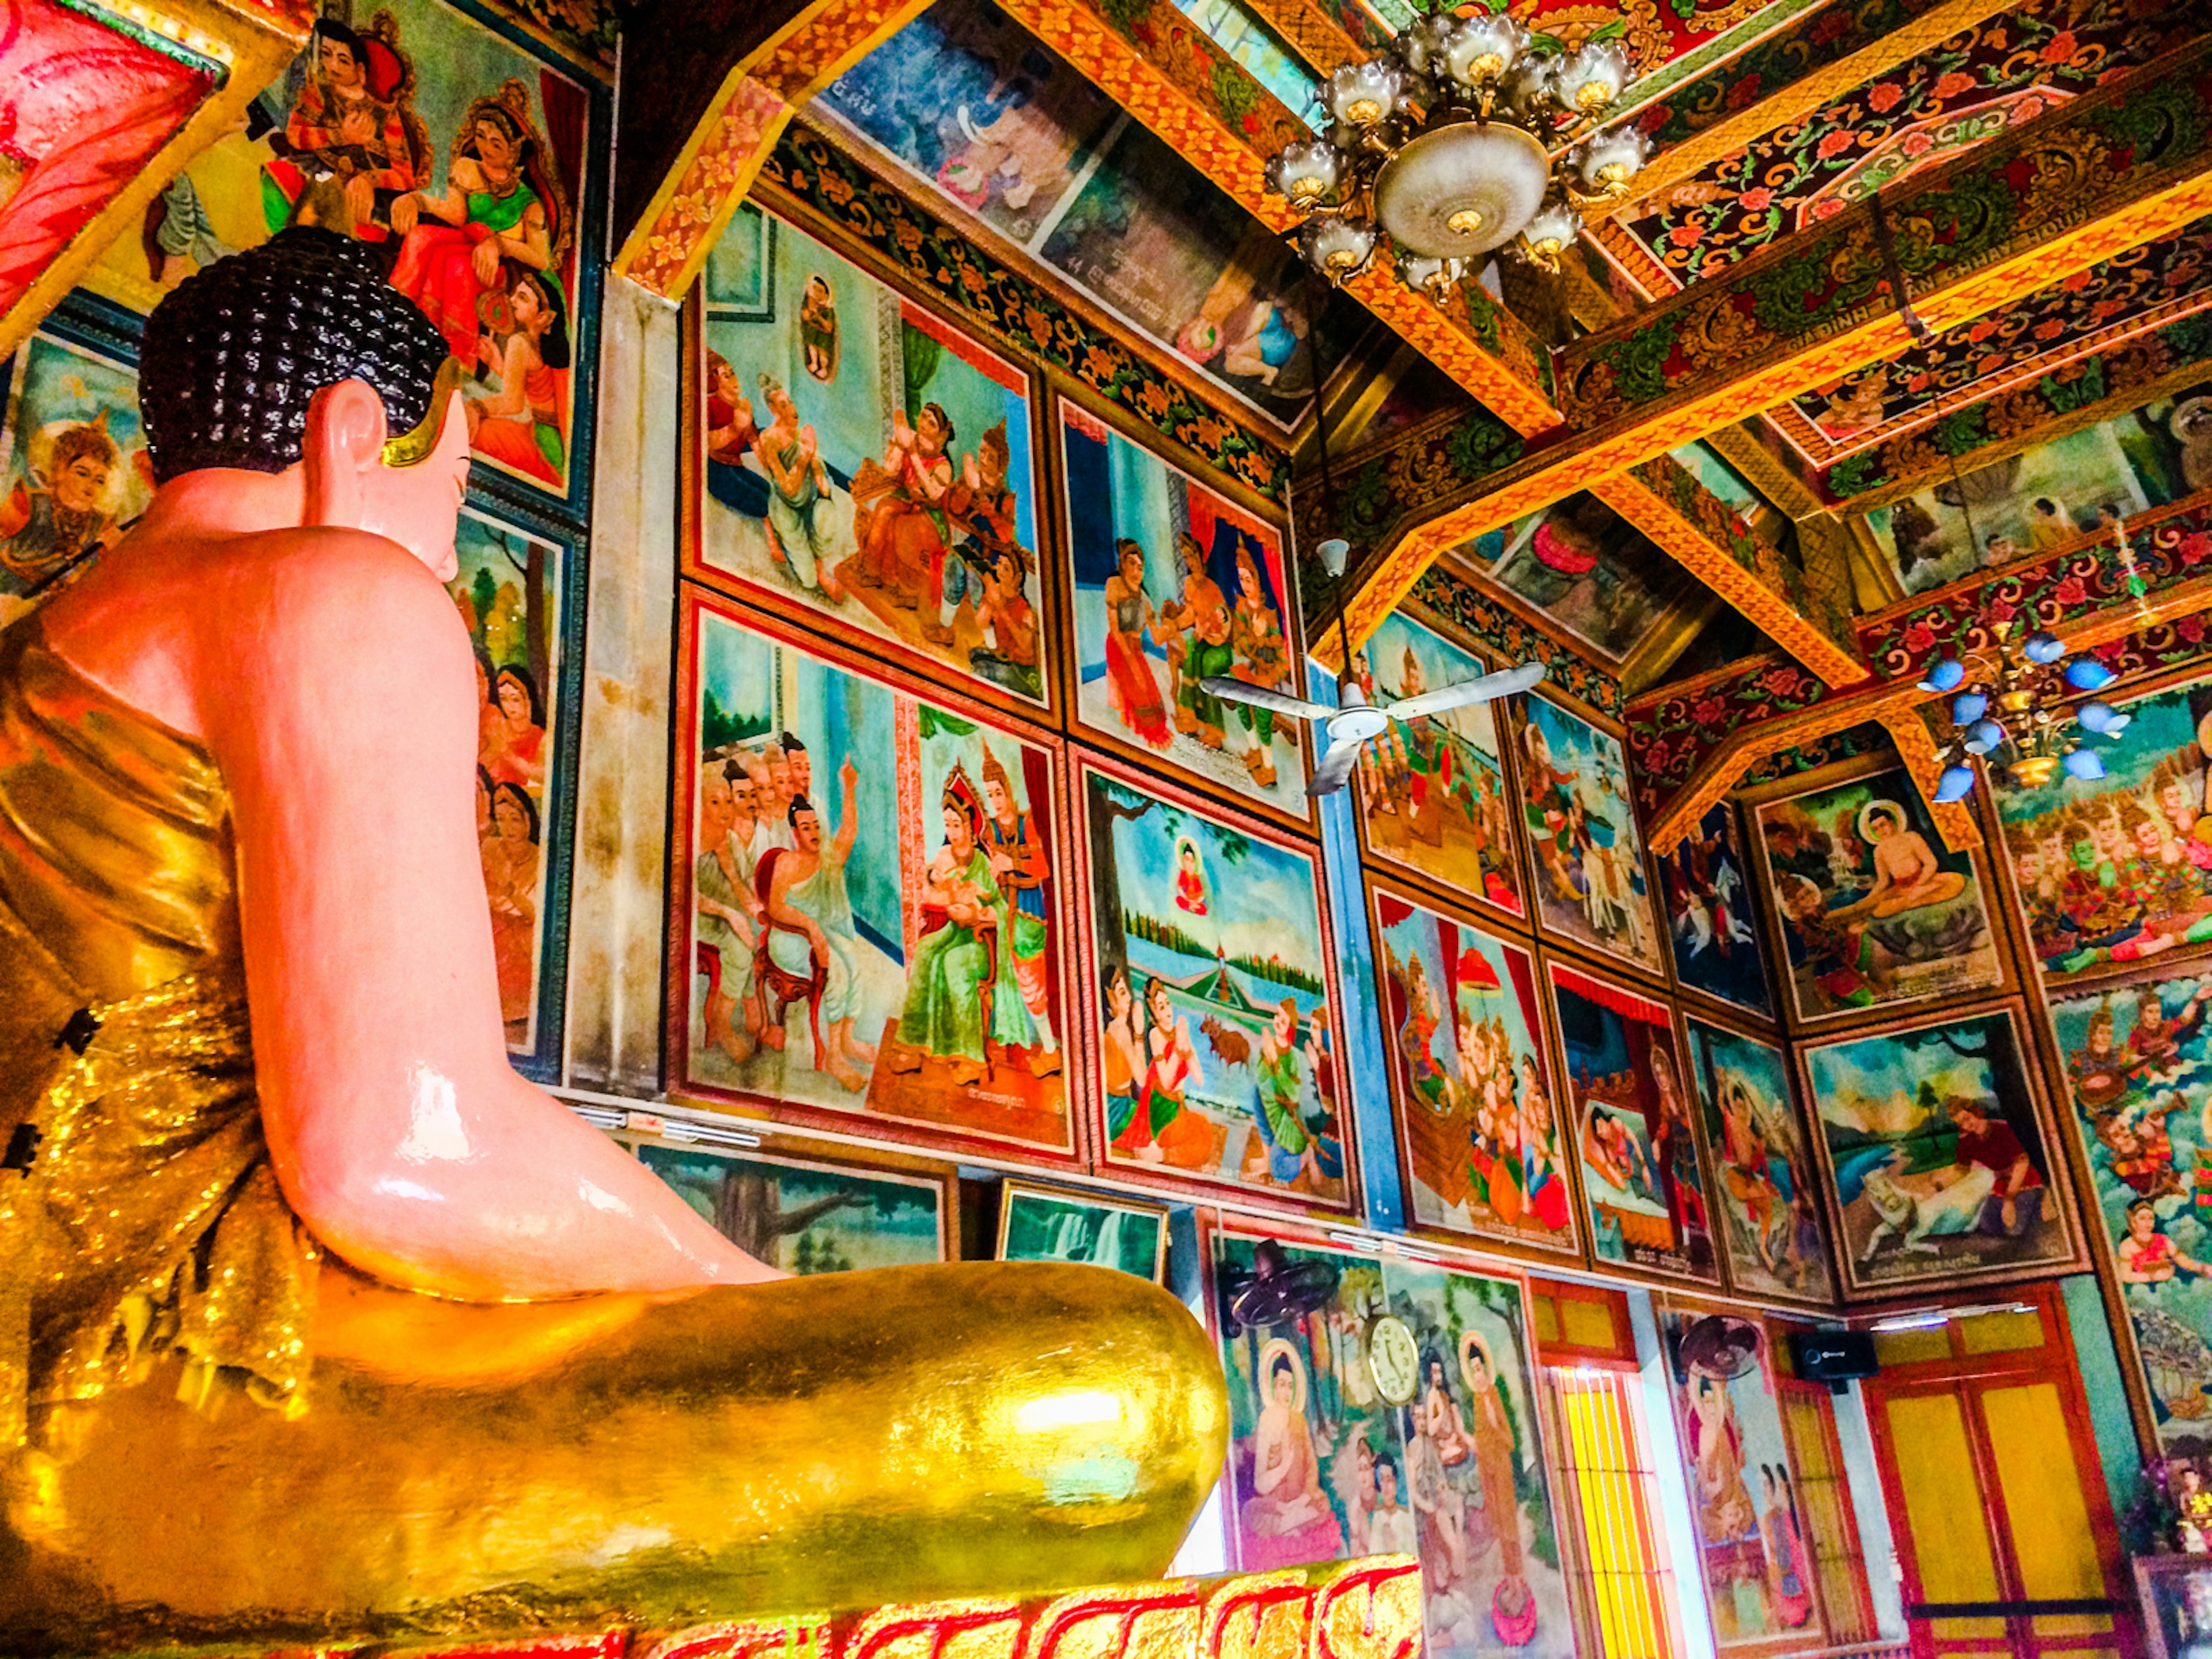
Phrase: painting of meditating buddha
[
  {"left": 680, "top": 592, "right": 1074, "bottom": 1157},
  {"left": 696, "top": 203, "right": 1050, "bottom": 714}
]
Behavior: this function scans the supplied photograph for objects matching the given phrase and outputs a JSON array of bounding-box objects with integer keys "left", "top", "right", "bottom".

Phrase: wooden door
[{"left": 1862, "top": 1294, "right": 2135, "bottom": 1659}]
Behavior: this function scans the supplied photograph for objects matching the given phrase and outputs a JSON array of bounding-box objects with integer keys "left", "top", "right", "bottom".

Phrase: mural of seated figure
[{"left": 0, "top": 228, "right": 1226, "bottom": 1649}]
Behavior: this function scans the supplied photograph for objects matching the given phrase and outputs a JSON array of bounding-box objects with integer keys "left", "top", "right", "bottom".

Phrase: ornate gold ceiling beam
[
  {"left": 1319, "top": 45, "right": 2212, "bottom": 682},
  {"left": 611, "top": 0, "right": 933, "bottom": 300},
  {"left": 1238, "top": 0, "right": 1365, "bottom": 76},
  {"left": 987, "top": 0, "right": 1564, "bottom": 436}
]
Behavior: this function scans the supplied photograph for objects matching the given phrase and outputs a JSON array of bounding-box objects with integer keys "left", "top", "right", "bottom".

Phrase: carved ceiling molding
[
  {"left": 986, "top": 0, "right": 1563, "bottom": 436},
  {"left": 1630, "top": 491, "right": 2212, "bottom": 850},
  {"left": 1313, "top": 47, "right": 2212, "bottom": 687},
  {"left": 1598, "top": 0, "right": 2003, "bottom": 231},
  {"left": 0, "top": 0, "right": 313, "bottom": 360},
  {"left": 609, "top": 0, "right": 931, "bottom": 300},
  {"left": 1238, "top": 0, "right": 1366, "bottom": 75},
  {"left": 1825, "top": 310, "right": 2212, "bottom": 509}
]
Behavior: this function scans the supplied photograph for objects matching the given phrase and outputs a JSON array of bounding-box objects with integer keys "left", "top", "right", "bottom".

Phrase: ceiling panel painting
[
  {"left": 1613, "top": 0, "right": 2192, "bottom": 290},
  {"left": 1784, "top": 217, "right": 2212, "bottom": 457},
  {"left": 1861, "top": 374, "right": 2212, "bottom": 598},
  {"left": 815, "top": 1, "right": 1353, "bottom": 433},
  {"left": 1455, "top": 492, "right": 1695, "bottom": 666}
]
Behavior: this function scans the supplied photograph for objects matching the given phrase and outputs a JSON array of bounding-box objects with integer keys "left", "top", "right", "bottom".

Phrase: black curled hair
[{"left": 139, "top": 226, "right": 449, "bottom": 484}]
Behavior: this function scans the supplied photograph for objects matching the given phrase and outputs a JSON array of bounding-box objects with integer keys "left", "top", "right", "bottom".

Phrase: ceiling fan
[
  {"left": 1201, "top": 267, "right": 1547, "bottom": 801},
  {"left": 1202, "top": 647, "right": 1544, "bottom": 798}
]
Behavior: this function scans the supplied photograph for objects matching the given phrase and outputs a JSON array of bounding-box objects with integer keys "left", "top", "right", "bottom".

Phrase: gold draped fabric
[{"left": 0, "top": 619, "right": 317, "bottom": 1444}]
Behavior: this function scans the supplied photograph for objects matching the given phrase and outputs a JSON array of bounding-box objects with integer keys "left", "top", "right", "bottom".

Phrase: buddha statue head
[{"left": 139, "top": 225, "right": 468, "bottom": 576}]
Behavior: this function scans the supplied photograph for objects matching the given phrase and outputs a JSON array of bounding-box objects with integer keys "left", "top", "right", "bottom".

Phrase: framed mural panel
[
  {"left": 1661, "top": 802, "right": 1774, "bottom": 1020},
  {"left": 811, "top": 9, "right": 1329, "bottom": 437},
  {"left": 1684, "top": 1018, "right": 1837, "bottom": 1309},
  {"left": 1799, "top": 1003, "right": 2079, "bottom": 1299},
  {"left": 83, "top": 0, "right": 610, "bottom": 518},
  {"left": 1551, "top": 960, "right": 1721, "bottom": 1287},
  {"left": 1992, "top": 670, "right": 2212, "bottom": 985},
  {"left": 0, "top": 300, "right": 150, "bottom": 628},
  {"left": 1352, "top": 608, "right": 1527, "bottom": 925},
  {"left": 1658, "top": 1307, "right": 1827, "bottom": 1652},
  {"left": 1207, "top": 1221, "right": 1574, "bottom": 1659},
  {"left": 2046, "top": 966, "right": 2212, "bottom": 1455},
  {"left": 1514, "top": 691, "right": 1665, "bottom": 980},
  {"left": 1747, "top": 758, "right": 2006, "bottom": 1029},
  {"left": 1454, "top": 493, "right": 1694, "bottom": 669},
  {"left": 459, "top": 484, "right": 584, "bottom": 1081},
  {"left": 1072, "top": 752, "right": 1350, "bottom": 1210},
  {"left": 1370, "top": 878, "right": 1581, "bottom": 1263},
  {"left": 672, "top": 588, "right": 1079, "bottom": 1162},
  {"left": 632, "top": 1139, "right": 950, "bottom": 1272},
  {"left": 1054, "top": 396, "right": 1310, "bottom": 826},
  {"left": 685, "top": 202, "right": 1054, "bottom": 720},
  {"left": 995, "top": 1180, "right": 1168, "bottom": 1282}
]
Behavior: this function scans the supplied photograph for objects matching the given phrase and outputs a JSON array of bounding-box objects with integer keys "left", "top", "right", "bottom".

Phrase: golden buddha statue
[{"left": 0, "top": 229, "right": 1227, "bottom": 1650}]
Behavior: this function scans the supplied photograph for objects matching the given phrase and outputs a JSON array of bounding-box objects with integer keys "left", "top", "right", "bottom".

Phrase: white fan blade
[
  {"left": 1308, "top": 734, "right": 1365, "bottom": 797},
  {"left": 1198, "top": 676, "right": 1333, "bottom": 722},
  {"left": 1385, "top": 661, "right": 1547, "bottom": 722}
]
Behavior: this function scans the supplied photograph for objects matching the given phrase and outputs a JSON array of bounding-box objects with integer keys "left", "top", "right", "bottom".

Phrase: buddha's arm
[{"left": 209, "top": 534, "right": 776, "bottom": 1300}]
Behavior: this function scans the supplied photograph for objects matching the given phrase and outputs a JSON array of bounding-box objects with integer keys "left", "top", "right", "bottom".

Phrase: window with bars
[
  {"left": 1542, "top": 1365, "right": 1681, "bottom": 1659},
  {"left": 1777, "top": 1383, "right": 1878, "bottom": 1645}
]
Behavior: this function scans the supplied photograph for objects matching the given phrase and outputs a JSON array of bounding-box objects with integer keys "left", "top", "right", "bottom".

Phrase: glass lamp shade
[
  {"left": 1371, "top": 120, "right": 1549, "bottom": 257},
  {"left": 1499, "top": 58, "right": 1557, "bottom": 122},
  {"left": 1400, "top": 14, "right": 1454, "bottom": 78},
  {"left": 1934, "top": 763, "right": 1978, "bottom": 804},
  {"left": 1396, "top": 250, "right": 1465, "bottom": 304},
  {"left": 1442, "top": 12, "right": 1527, "bottom": 90},
  {"left": 1299, "top": 215, "right": 1378, "bottom": 282},
  {"left": 1552, "top": 42, "right": 1630, "bottom": 115},
  {"left": 1516, "top": 199, "right": 1582, "bottom": 269},
  {"left": 1328, "top": 59, "right": 1405, "bottom": 127},
  {"left": 1573, "top": 126, "right": 1650, "bottom": 196},
  {"left": 1267, "top": 140, "right": 1342, "bottom": 210}
]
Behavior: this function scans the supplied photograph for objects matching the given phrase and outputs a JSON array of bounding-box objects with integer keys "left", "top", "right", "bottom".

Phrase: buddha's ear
[{"left": 302, "top": 378, "right": 389, "bottom": 531}]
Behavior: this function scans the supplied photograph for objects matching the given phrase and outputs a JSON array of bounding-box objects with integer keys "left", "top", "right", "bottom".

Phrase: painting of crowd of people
[
  {"left": 1801, "top": 1010, "right": 2074, "bottom": 1294},
  {"left": 1685, "top": 1021, "right": 1836, "bottom": 1305},
  {"left": 700, "top": 206, "right": 1048, "bottom": 711},
  {"left": 1661, "top": 803, "right": 1772, "bottom": 1016},
  {"left": 90, "top": 0, "right": 597, "bottom": 502},
  {"left": 1374, "top": 885, "right": 1576, "bottom": 1258},
  {"left": 1213, "top": 1230, "right": 1572, "bottom": 1659},
  {"left": 1752, "top": 765, "right": 2002, "bottom": 1024},
  {"left": 453, "top": 506, "right": 563, "bottom": 1053},
  {"left": 1554, "top": 963, "right": 1719, "bottom": 1284},
  {"left": 1353, "top": 611, "right": 1524, "bottom": 918},
  {"left": 2048, "top": 969, "right": 2212, "bottom": 1453},
  {"left": 1080, "top": 759, "right": 1345, "bottom": 1205},
  {"left": 1661, "top": 1312, "right": 1825, "bottom": 1650},
  {"left": 815, "top": 5, "right": 1340, "bottom": 433},
  {"left": 0, "top": 328, "right": 152, "bottom": 626},
  {"left": 1517, "top": 694, "right": 1664, "bottom": 976},
  {"left": 1996, "top": 679, "right": 2212, "bottom": 982},
  {"left": 1058, "top": 404, "right": 1306, "bottom": 817},
  {"left": 1868, "top": 378, "right": 2212, "bottom": 597},
  {"left": 683, "top": 601, "right": 1074, "bottom": 1153}
]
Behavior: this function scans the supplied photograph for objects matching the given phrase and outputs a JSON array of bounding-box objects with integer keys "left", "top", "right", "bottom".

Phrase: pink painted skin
[{"left": 39, "top": 378, "right": 778, "bottom": 1301}]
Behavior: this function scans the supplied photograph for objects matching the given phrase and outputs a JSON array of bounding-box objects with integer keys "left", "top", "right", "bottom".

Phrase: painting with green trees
[
  {"left": 1078, "top": 756, "right": 1345, "bottom": 1207},
  {"left": 637, "top": 1143, "right": 946, "bottom": 1273},
  {"left": 1213, "top": 1228, "right": 1568, "bottom": 1658},
  {"left": 998, "top": 1183, "right": 1166, "bottom": 1280}
]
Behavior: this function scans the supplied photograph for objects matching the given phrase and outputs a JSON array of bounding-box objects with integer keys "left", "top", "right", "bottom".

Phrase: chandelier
[
  {"left": 1919, "top": 615, "right": 2121, "bottom": 801},
  {"left": 1264, "top": 14, "right": 1648, "bottom": 298}
]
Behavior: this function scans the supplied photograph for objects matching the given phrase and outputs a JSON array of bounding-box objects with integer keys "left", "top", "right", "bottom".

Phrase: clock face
[{"left": 1369, "top": 1315, "right": 1420, "bottom": 1404}]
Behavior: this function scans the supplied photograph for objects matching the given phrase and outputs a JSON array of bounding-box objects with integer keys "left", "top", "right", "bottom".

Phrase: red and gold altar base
[{"left": 102, "top": 1559, "right": 1425, "bottom": 1659}]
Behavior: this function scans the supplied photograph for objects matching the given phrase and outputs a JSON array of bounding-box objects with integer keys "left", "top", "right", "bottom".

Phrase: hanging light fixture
[
  {"left": 1264, "top": 14, "right": 1647, "bottom": 298},
  {"left": 1919, "top": 615, "right": 2119, "bottom": 802}
]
